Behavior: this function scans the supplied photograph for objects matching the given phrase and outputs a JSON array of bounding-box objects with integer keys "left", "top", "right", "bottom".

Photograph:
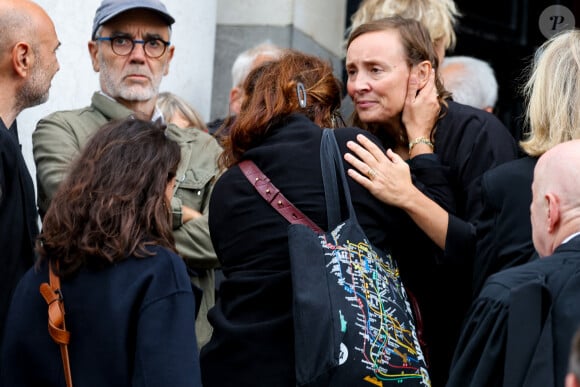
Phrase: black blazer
[
  {"left": 0, "top": 119, "right": 38, "bottom": 347},
  {"left": 449, "top": 235, "right": 580, "bottom": 387},
  {"left": 398, "top": 101, "right": 518, "bottom": 387},
  {"left": 473, "top": 156, "right": 538, "bottom": 296},
  {"left": 201, "top": 114, "right": 453, "bottom": 387}
]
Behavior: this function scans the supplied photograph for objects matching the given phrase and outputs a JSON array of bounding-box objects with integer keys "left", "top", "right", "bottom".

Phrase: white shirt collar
[{"left": 561, "top": 232, "right": 580, "bottom": 245}]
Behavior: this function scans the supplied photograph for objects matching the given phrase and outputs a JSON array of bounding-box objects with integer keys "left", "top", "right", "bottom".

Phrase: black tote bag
[{"left": 289, "top": 129, "right": 430, "bottom": 386}]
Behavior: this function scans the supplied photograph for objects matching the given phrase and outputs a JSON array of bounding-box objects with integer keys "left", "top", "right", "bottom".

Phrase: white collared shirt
[{"left": 561, "top": 232, "right": 580, "bottom": 245}]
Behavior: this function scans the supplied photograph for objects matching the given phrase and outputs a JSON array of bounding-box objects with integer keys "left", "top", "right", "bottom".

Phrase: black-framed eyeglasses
[{"left": 95, "top": 36, "right": 171, "bottom": 59}]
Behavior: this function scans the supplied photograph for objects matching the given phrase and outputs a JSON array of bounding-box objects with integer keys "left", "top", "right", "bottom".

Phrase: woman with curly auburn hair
[
  {"left": 1, "top": 118, "right": 202, "bottom": 386},
  {"left": 200, "top": 49, "right": 452, "bottom": 386}
]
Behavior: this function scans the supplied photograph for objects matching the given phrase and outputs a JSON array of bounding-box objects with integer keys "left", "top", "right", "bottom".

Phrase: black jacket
[
  {"left": 0, "top": 119, "right": 38, "bottom": 348},
  {"left": 448, "top": 235, "right": 580, "bottom": 387},
  {"left": 1, "top": 245, "right": 201, "bottom": 386},
  {"left": 397, "top": 101, "right": 518, "bottom": 386},
  {"left": 473, "top": 156, "right": 537, "bottom": 296},
  {"left": 201, "top": 114, "right": 453, "bottom": 387}
]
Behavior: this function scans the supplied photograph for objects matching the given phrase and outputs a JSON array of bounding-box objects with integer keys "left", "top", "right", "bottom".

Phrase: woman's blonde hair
[
  {"left": 157, "top": 92, "right": 208, "bottom": 132},
  {"left": 520, "top": 29, "right": 580, "bottom": 156},
  {"left": 348, "top": 0, "right": 460, "bottom": 50}
]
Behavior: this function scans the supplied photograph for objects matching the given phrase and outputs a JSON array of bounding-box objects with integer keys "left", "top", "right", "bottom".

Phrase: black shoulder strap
[{"left": 320, "top": 129, "right": 357, "bottom": 229}]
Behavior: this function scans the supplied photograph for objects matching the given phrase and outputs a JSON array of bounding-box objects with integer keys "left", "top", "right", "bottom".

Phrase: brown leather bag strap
[
  {"left": 239, "top": 160, "right": 323, "bottom": 234},
  {"left": 40, "top": 262, "right": 73, "bottom": 387}
]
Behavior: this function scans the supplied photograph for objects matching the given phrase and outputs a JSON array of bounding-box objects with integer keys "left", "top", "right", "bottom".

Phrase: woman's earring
[{"left": 296, "top": 82, "right": 307, "bottom": 108}]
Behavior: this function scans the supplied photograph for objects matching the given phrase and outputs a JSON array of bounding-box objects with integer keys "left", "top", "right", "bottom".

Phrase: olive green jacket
[{"left": 32, "top": 92, "right": 222, "bottom": 348}]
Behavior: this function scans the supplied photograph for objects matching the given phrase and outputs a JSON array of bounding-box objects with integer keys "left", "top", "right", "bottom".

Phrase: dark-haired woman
[{"left": 0, "top": 119, "right": 201, "bottom": 386}]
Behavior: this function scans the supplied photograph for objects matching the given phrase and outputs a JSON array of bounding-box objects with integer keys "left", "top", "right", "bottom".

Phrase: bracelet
[{"left": 408, "top": 137, "right": 434, "bottom": 154}]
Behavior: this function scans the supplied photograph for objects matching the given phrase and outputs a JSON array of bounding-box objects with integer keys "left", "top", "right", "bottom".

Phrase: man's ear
[
  {"left": 12, "top": 42, "right": 32, "bottom": 78},
  {"left": 546, "top": 193, "right": 561, "bottom": 233},
  {"left": 88, "top": 40, "right": 100, "bottom": 72},
  {"left": 415, "top": 60, "right": 432, "bottom": 90},
  {"left": 163, "top": 45, "right": 175, "bottom": 76},
  {"left": 229, "top": 86, "right": 243, "bottom": 115}
]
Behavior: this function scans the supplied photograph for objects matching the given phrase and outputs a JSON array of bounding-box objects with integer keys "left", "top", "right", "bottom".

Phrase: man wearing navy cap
[{"left": 32, "top": 0, "right": 221, "bottom": 350}]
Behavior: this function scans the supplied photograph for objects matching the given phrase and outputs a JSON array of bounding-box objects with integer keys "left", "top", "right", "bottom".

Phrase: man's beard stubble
[{"left": 98, "top": 53, "right": 164, "bottom": 102}]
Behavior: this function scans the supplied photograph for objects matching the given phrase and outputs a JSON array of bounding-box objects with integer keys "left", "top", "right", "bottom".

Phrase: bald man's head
[
  {"left": 531, "top": 140, "right": 580, "bottom": 256},
  {"left": 0, "top": 0, "right": 60, "bottom": 123},
  {"left": 0, "top": 0, "right": 52, "bottom": 51},
  {"left": 535, "top": 140, "right": 580, "bottom": 206}
]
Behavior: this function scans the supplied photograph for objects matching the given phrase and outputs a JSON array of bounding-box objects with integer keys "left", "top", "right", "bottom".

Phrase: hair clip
[{"left": 296, "top": 82, "right": 307, "bottom": 108}]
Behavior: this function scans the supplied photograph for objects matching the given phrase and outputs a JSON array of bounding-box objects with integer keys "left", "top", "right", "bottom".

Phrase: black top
[
  {"left": 473, "top": 156, "right": 538, "bottom": 296},
  {"left": 447, "top": 236, "right": 580, "bottom": 387},
  {"left": 435, "top": 101, "right": 518, "bottom": 262},
  {"left": 0, "top": 118, "right": 38, "bottom": 348},
  {"left": 201, "top": 114, "right": 453, "bottom": 387},
  {"left": 0, "top": 245, "right": 201, "bottom": 387},
  {"left": 397, "top": 101, "right": 518, "bottom": 386}
]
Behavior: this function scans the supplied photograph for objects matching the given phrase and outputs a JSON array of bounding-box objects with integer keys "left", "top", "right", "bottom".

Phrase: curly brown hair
[{"left": 37, "top": 118, "right": 181, "bottom": 278}]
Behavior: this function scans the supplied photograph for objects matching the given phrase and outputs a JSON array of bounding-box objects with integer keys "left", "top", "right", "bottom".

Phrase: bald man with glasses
[{"left": 32, "top": 0, "right": 222, "bottom": 350}]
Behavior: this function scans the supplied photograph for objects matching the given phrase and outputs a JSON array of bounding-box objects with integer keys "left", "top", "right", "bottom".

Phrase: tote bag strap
[
  {"left": 39, "top": 262, "right": 73, "bottom": 387},
  {"left": 320, "top": 129, "right": 357, "bottom": 229},
  {"left": 238, "top": 129, "right": 353, "bottom": 232},
  {"left": 239, "top": 160, "right": 323, "bottom": 233},
  {"left": 320, "top": 129, "right": 431, "bottom": 365}
]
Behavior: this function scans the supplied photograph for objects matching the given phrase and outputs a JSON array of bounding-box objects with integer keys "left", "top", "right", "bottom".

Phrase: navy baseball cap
[{"left": 92, "top": 0, "right": 175, "bottom": 39}]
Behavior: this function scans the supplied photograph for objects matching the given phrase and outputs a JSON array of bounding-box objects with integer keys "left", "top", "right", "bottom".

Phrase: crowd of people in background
[{"left": 1, "top": 0, "right": 580, "bottom": 386}]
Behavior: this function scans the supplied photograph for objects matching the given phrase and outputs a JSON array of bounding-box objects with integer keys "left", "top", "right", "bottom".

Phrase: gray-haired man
[{"left": 33, "top": 0, "right": 221, "bottom": 349}]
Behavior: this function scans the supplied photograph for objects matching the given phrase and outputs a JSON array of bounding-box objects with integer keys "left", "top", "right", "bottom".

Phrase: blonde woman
[
  {"left": 473, "top": 29, "right": 580, "bottom": 295},
  {"left": 157, "top": 91, "right": 208, "bottom": 132},
  {"left": 347, "top": 0, "right": 460, "bottom": 63}
]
